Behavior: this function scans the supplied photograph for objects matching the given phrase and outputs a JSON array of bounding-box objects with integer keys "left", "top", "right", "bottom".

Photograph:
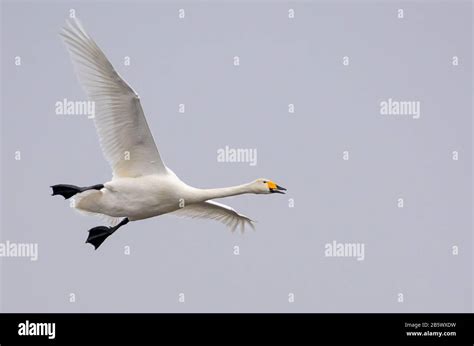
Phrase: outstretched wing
[
  {"left": 171, "top": 201, "right": 255, "bottom": 232},
  {"left": 60, "top": 18, "right": 167, "bottom": 178}
]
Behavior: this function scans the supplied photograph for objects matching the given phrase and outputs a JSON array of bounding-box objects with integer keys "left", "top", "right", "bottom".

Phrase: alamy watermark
[
  {"left": 324, "top": 240, "right": 365, "bottom": 261},
  {"left": 217, "top": 145, "right": 257, "bottom": 166},
  {"left": 0, "top": 240, "right": 38, "bottom": 261},
  {"left": 380, "top": 98, "right": 420, "bottom": 119},
  {"left": 55, "top": 98, "right": 95, "bottom": 119}
]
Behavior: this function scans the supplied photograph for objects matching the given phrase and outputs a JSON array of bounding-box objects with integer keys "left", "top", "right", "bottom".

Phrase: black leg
[
  {"left": 51, "top": 184, "right": 104, "bottom": 199},
  {"left": 86, "top": 218, "right": 129, "bottom": 250}
]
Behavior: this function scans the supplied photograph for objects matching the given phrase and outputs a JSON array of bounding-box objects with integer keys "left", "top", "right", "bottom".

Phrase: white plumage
[
  {"left": 54, "top": 18, "right": 285, "bottom": 247},
  {"left": 60, "top": 19, "right": 165, "bottom": 178}
]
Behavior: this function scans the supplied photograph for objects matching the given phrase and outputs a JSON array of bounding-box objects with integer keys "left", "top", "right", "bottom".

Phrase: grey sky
[{"left": 0, "top": 0, "right": 472, "bottom": 312}]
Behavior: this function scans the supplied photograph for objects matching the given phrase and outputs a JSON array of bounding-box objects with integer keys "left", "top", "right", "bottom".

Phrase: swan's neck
[{"left": 193, "top": 183, "right": 251, "bottom": 202}]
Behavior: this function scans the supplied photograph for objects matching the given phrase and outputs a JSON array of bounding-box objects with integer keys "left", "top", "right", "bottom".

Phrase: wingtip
[
  {"left": 60, "top": 16, "right": 87, "bottom": 39},
  {"left": 64, "top": 16, "right": 80, "bottom": 26},
  {"left": 249, "top": 220, "right": 257, "bottom": 231}
]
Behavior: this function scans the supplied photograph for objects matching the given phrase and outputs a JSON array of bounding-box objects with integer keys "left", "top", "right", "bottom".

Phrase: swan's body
[
  {"left": 76, "top": 173, "right": 186, "bottom": 221},
  {"left": 52, "top": 18, "right": 286, "bottom": 249},
  {"left": 76, "top": 173, "right": 268, "bottom": 222}
]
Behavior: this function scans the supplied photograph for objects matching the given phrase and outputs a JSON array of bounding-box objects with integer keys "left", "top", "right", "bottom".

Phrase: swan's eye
[{"left": 263, "top": 180, "right": 267, "bottom": 184}]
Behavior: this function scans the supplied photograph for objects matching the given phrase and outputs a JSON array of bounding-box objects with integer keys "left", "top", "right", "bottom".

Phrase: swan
[{"left": 51, "top": 18, "right": 287, "bottom": 250}]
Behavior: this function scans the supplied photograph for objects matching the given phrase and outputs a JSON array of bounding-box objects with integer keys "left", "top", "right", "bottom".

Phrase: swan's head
[{"left": 251, "top": 178, "right": 287, "bottom": 194}]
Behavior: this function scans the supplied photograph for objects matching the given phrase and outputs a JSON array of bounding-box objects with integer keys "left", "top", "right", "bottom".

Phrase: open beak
[{"left": 270, "top": 184, "right": 287, "bottom": 194}]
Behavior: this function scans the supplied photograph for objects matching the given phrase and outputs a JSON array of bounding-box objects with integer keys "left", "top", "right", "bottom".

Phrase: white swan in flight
[{"left": 52, "top": 18, "right": 286, "bottom": 250}]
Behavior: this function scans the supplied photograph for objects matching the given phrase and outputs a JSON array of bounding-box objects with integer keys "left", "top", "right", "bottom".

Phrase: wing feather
[
  {"left": 60, "top": 18, "right": 167, "bottom": 178},
  {"left": 171, "top": 201, "right": 255, "bottom": 233}
]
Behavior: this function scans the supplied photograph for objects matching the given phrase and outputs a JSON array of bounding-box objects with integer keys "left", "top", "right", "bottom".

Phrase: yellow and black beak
[{"left": 267, "top": 181, "right": 287, "bottom": 194}]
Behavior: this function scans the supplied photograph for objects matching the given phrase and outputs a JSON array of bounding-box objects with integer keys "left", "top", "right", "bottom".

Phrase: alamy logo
[
  {"left": 217, "top": 145, "right": 257, "bottom": 166},
  {"left": 380, "top": 98, "right": 420, "bottom": 119},
  {"left": 324, "top": 240, "right": 365, "bottom": 261},
  {"left": 55, "top": 98, "right": 95, "bottom": 119},
  {"left": 18, "top": 320, "right": 56, "bottom": 339},
  {"left": 0, "top": 241, "right": 38, "bottom": 261}
]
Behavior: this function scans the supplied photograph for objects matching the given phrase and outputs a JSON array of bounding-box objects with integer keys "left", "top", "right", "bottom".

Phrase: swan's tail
[{"left": 50, "top": 184, "right": 104, "bottom": 199}]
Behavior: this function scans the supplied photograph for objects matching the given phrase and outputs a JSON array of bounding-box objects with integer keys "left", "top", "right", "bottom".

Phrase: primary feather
[
  {"left": 171, "top": 201, "right": 255, "bottom": 233},
  {"left": 60, "top": 18, "right": 167, "bottom": 178}
]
